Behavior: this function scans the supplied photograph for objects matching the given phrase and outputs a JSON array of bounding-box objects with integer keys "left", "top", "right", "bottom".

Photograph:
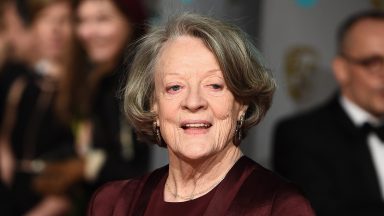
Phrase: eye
[
  {"left": 166, "top": 85, "right": 183, "bottom": 93},
  {"left": 209, "top": 84, "right": 224, "bottom": 90},
  {"left": 360, "top": 56, "right": 384, "bottom": 70}
]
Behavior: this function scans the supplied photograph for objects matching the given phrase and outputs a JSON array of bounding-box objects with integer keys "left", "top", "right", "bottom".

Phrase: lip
[{"left": 180, "top": 120, "right": 212, "bottom": 135}]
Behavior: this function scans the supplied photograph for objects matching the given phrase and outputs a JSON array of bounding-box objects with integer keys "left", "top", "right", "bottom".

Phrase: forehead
[
  {"left": 78, "top": 0, "right": 116, "bottom": 15},
  {"left": 344, "top": 19, "right": 384, "bottom": 55},
  {"left": 155, "top": 35, "right": 221, "bottom": 77}
]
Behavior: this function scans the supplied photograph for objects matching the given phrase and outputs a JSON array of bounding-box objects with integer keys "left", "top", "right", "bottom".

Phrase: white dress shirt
[{"left": 340, "top": 96, "right": 384, "bottom": 200}]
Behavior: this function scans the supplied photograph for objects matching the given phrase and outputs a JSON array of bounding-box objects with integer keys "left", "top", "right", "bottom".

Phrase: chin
[
  {"left": 177, "top": 152, "right": 212, "bottom": 162},
  {"left": 90, "top": 55, "right": 110, "bottom": 64},
  {"left": 176, "top": 144, "right": 217, "bottom": 161}
]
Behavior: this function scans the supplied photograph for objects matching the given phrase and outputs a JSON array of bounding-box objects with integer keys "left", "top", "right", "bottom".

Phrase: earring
[
  {"left": 234, "top": 114, "right": 245, "bottom": 146},
  {"left": 153, "top": 121, "right": 165, "bottom": 147}
]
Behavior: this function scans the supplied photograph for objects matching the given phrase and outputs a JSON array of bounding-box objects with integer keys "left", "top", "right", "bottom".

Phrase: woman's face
[
  {"left": 76, "top": 0, "right": 132, "bottom": 64},
  {"left": 32, "top": 1, "right": 73, "bottom": 62},
  {"left": 153, "top": 36, "right": 246, "bottom": 161}
]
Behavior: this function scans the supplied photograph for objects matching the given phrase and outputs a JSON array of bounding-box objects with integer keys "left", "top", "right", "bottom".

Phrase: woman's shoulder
[
  {"left": 87, "top": 176, "right": 148, "bottom": 216},
  {"left": 240, "top": 157, "right": 315, "bottom": 215},
  {"left": 93, "top": 178, "right": 142, "bottom": 198},
  {"left": 87, "top": 165, "right": 169, "bottom": 216}
]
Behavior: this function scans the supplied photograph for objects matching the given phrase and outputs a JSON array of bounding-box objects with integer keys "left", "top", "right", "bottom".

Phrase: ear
[
  {"left": 151, "top": 102, "right": 160, "bottom": 125},
  {"left": 332, "top": 56, "right": 350, "bottom": 87},
  {"left": 237, "top": 104, "right": 248, "bottom": 119},
  {"left": 151, "top": 98, "right": 159, "bottom": 116},
  {"left": 151, "top": 101, "right": 158, "bottom": 112}
]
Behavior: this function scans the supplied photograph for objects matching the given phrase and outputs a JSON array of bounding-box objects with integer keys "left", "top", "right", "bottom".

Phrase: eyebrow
[{"left": 163, "top": 69, "right": 222, "bottom": 77}]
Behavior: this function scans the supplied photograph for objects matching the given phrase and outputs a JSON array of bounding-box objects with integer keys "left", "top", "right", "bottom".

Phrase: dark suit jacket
[
  {"left": 0, "top": 181, "right": 12, "bottom": 216},
  {"left": 88, "top": 156, "right": 315, "bottom": 216},
  {"left": 273, "top": 94, "right": 384, "bottom": 216}
]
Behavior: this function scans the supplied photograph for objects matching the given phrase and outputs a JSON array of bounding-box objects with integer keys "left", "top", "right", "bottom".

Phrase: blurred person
[
  {"left": 88, "top": 13, "right": 315, "bottom": 216},
  {"left": 1, "top": 0, "right": 35, "bottom": 193},
  {"left": 0, "top": 0, "right": 35, "bottom": 123},
  {"left": 74, "top": 0, "right": 150, "bottom": 187},
  {"left": 32, "top": 0, "right": 151, "bottom": 212},
  {"left": 0, "top": 0, "right": 84, "bottom": 215},
  {"left": 273, "top": 10, "right": 384, "bottom": 216},
  {"left": 0, "top": 14, "right": 12, "bottom": 200},
  {"left": 0, "top": 4, "right": 34, "bottom": 211},
  {"left": 1, "top": 0, "right": 35, "bottom": 65}
]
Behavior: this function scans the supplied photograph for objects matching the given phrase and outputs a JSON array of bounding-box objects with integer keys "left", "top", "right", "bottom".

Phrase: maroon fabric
[
  {"left": 143, "top": 174, "right": 217, "bottom": 216},
  {"left": 88, "top": 156, "right": 316, "bottom": 216}
]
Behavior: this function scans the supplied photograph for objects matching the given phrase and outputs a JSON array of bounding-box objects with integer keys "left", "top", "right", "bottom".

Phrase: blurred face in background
[
  {"left": 2, "top": 2, "right": 34, "bottom": 63},
  {"left": 334, "top": 19, "right": 384, "bottom": 117},
  {"left": 31, "top": 0, "right": 73, "bottom": 63},
  {"left": 76, "top": 0, "right": 132, "bottom": 65}
]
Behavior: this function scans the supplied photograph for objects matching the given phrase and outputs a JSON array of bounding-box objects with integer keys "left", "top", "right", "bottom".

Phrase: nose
[{"left": 181, "top": 86, "right": 208, "bottom": 112}]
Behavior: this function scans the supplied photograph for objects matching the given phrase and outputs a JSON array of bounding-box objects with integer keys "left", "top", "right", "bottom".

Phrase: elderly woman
[{"left": 88, "top": 13, "right": 315, "bottom": 216}]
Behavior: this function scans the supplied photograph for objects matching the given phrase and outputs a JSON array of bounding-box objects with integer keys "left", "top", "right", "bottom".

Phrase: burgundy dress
[
  {"left": 144, "top": 174, "right": 218, "bottom": 216},
  {"left": 87, "top": 156, "right": 315, "bottom": 216}
]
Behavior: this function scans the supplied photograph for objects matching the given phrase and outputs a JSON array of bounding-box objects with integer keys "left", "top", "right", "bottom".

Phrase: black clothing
[
  {"left": 87, "top": 66, "right": 149, "bottom": 190},
  {"left": 0, "top": 181, "right": 12, "bottom": 216},
  {"left": 273, "top": 94, "right": 384, "bottom": 216},
  {"left": 0, "top": 62, "right": 30, "bottom": 126},
  {"left": 2, "top": 67, "right": 75, "bottom": 215}
]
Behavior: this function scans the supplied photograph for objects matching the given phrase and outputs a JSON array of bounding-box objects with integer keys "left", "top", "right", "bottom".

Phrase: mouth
[{"left": 180, "top": 121, "right": 212, "bottom": 134}]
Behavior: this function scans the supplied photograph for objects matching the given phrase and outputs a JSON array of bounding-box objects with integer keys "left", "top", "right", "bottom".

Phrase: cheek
[
  {"left": 155, "top": 95, "right": 183, "bottom": 142},
  {"left": 62, "top": 24, "right": 73, "bottom": 40},
  {"left": 214, "top": 116, "right": 236, "bottom": 145},
  {"left": 33, "top": 24, "right": 45, "bottom": 40},
  {"left": 160, "top": 119, "right": 182, "bottom": 145},
  {"left": 157, "top": 97, "right": 181, "bottom": 122},
  {"left": 76, "top": 22, "right": 91, "bottom": 42},
  {"left": 105, "top": 19, "right": 128, "bottom": 41},
  {"left": 34, "top": 28, "right": 49, "bottom": 51},
  {"left": 213, "top": 105, "right": 232, "bottom": 120},
  {"left": 157, "top": 106, "right": 183, "bottom": 148},
  {"left": 211, "top": 99, "right": 239, "bottom": 144},
  {"left": 352, "top": 75, "right": 375, "bottom": 94},
  {"left": 210, "top": 95, "right": 239, "bottom": 121},
  {"left": 100, "top": 25, "right": 127, "bottom": 53}
]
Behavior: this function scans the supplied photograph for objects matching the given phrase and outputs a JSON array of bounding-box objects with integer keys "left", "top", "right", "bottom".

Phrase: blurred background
[{"left": 0, "top": 0, "right": 381, "bottom": 215}]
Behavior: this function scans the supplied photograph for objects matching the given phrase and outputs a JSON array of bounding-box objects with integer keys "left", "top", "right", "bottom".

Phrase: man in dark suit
[{"left": 273, "top": 10, "right": 384, "bottom": 216}]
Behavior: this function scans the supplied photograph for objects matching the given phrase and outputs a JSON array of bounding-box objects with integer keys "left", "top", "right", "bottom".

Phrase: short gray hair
[{"left": 124, "top": 13, "right": 276, "bottom": 144}]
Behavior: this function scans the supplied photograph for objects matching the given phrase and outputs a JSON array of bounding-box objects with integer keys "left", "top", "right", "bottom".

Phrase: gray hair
[{"left": 124, "top": 13, "right": 276, "bottom": 144}]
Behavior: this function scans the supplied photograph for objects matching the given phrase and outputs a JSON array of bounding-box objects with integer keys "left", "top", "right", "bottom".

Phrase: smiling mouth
[{"left": 180, "top": 122, "right": 212, "bottom": 130}]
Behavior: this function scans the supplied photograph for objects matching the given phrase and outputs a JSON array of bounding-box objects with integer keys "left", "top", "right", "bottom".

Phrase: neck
[{"left": 165, "top": 144, "right": 242, "bottom": 202}]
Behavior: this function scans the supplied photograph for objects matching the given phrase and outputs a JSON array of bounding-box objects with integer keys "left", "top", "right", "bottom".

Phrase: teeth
[{"left": 184, "top": 123, "right": 210, "bottom": 128}]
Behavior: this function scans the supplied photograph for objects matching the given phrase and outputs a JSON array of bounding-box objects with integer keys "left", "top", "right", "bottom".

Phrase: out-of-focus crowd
[{"left": 0, "top": 0, "right": 150, "bottom": 215}]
